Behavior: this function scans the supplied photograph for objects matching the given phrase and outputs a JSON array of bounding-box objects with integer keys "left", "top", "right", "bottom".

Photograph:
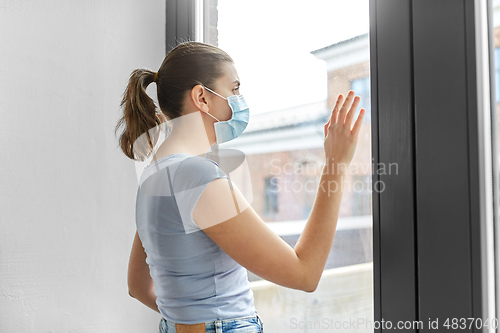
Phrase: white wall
[{"left": 0, "top": 1, "right": 165, "bottom": 332}]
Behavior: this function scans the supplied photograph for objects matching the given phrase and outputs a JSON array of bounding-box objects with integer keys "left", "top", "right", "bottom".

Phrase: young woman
[{"left": 116, "top": 41, "right": 365, "bottom": 333}]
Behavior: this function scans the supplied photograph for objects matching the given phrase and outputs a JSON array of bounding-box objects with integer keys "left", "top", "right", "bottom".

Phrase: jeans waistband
[{"left": 160, "top": 311, "right": 264, "bottom": 333}]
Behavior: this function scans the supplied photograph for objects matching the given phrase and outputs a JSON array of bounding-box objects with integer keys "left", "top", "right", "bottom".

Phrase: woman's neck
[{"left": 155, "top": 111, "right": 216, "bottom": 157}]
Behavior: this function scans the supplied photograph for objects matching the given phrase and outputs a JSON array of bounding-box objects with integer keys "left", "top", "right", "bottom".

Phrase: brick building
[{"left": 223, "top": 34, "right": 373, "bottom": 224}]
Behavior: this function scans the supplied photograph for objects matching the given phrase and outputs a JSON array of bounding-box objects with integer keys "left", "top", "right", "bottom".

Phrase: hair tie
[{"left": 154, "top": 72, "right": 159, "bottom": 83}]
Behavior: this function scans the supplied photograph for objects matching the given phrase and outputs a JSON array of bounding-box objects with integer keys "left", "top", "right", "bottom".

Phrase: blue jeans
[{"left": 158, "top": 311, "right": 264, "bottom": 333}]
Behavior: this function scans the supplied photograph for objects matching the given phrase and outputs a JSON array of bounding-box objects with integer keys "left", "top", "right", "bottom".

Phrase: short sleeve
[{"left": 172, "top": 155, "right": 231, "bottom": 234}]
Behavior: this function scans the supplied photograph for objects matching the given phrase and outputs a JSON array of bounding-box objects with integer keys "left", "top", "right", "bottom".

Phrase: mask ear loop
[
  {"left": 204, "top": 86, "right": 227, "bottom": 100},
  {"left": 203, "top": 86, "right": 225, "bottom": 122},
  {"left": 205, "top": 111, "right": 220, "bottom": 122}
]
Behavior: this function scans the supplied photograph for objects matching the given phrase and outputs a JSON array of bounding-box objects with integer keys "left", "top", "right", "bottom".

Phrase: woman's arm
[
  {"left": 194, "top": 171, "right": 345, "bottom": 293},
  {"left": 127, "top": 230, "right": 160, "bottom": 313},
  {"left": 193, "top": 92, "right": 364, "bottom": 293}
]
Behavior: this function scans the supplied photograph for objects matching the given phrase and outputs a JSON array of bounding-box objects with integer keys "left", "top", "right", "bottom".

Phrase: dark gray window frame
[
  {"left": 371, "top": 0, "right": 496, "bottom": 331},
  {"left": 165, "top": 0, "right": 217, "bottom": 52},
  {"left": 166, "top": 0, "right": 498, "bottom": 330},
  {"left": 165, "top": 0, "right": 197, "bottom": 52}
]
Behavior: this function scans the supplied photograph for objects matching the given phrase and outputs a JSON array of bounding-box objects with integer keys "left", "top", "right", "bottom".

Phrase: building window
[
  {"left": 350, "top": 76, "right": 371, "bottom": 121},
  {"left": 264, "top": 176, "right": 278, "bottom": 216},
  {"left": 301, "top": 175, "right": 316, "bottom": 219}
]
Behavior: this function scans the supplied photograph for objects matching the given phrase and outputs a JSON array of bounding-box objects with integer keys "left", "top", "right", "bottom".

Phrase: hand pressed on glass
[{"left": 323, "top": 90, "right": 365, "bottom": 174}]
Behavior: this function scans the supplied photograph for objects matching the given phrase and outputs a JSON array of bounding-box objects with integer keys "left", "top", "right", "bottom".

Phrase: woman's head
[{"left": 115, "top": 41, "right": 234, "bottom": 160}]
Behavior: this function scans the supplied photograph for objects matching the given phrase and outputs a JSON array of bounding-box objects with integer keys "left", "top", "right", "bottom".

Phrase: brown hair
[{"left": 115, "top": 41, "right": 234, "bottom": 160}]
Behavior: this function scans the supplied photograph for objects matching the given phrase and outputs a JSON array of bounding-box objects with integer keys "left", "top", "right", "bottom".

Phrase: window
[
  {"left": 263, "top": 176, "right": 278, "bottom": 216},
  {"left": 495, "top": 47, "right": 500, "bottom": 103},
  {"left": 212, "top": 0, "right": 372, "bottom": 329}
]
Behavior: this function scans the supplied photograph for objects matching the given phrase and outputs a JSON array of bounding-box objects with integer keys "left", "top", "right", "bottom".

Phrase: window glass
[
  {"left": 351, "top": 77, "right": 371, "bottom": 121},
  {"left": 208, "top": 1, "right": 372, "bottom": 330},
  {"left": 495, "top": 48, "right": 500, "bottom": 103}
]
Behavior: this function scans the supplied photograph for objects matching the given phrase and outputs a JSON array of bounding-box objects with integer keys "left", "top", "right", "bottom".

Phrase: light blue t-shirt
[{"left": 135, "top": 153, "right": 256, "bottom": 324}]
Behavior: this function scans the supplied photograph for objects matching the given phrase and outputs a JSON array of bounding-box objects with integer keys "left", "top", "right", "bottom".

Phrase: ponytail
[
  {"left": 115, "top": 42, "right": 234, "bottom": 161},
  {"left": 115, "top": 69, "right": 166, "bottom": 161}
]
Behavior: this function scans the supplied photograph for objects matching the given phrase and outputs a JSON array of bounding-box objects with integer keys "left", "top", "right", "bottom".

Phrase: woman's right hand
[{"left": 323, "top": 90, "right": 365, "bottom": 173}]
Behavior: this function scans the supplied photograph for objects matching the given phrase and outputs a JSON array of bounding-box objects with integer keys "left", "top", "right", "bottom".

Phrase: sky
[{"left": 217, "top": 0, "right": 370, "bottom": 115}]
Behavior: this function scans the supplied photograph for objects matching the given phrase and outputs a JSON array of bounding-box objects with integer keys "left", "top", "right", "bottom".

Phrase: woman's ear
[{"left": 190, "top": 85, "right": 210, "bottom": 113}]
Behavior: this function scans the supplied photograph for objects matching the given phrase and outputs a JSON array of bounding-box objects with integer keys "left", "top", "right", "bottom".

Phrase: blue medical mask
[{"left": 204, "top": 86, "right": 250, "bottom": 144}]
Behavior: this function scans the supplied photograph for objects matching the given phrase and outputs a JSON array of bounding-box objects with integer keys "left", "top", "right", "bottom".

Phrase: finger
[
  {"left": 332, "top": 94, "right": 344, "bottom": 123},
  {"left": 324, "top": 119, "right": 330, "bottom": 137},
  {"left": 344, "top": 96, "right": 361, "bottom": 127},
  {"left": 351, "top": 108, "right": 366, "bottom": 137},
  {"left": 337, "top": 91, "right": 355, "bottom": 125}
]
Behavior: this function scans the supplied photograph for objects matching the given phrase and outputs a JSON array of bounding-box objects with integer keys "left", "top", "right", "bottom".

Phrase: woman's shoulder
[
  {"left": 173, "top": 155, "right": 228, "bottom": 188},
  {"left": 177, "top": 154, "right": 223, "bottom": 172}
]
